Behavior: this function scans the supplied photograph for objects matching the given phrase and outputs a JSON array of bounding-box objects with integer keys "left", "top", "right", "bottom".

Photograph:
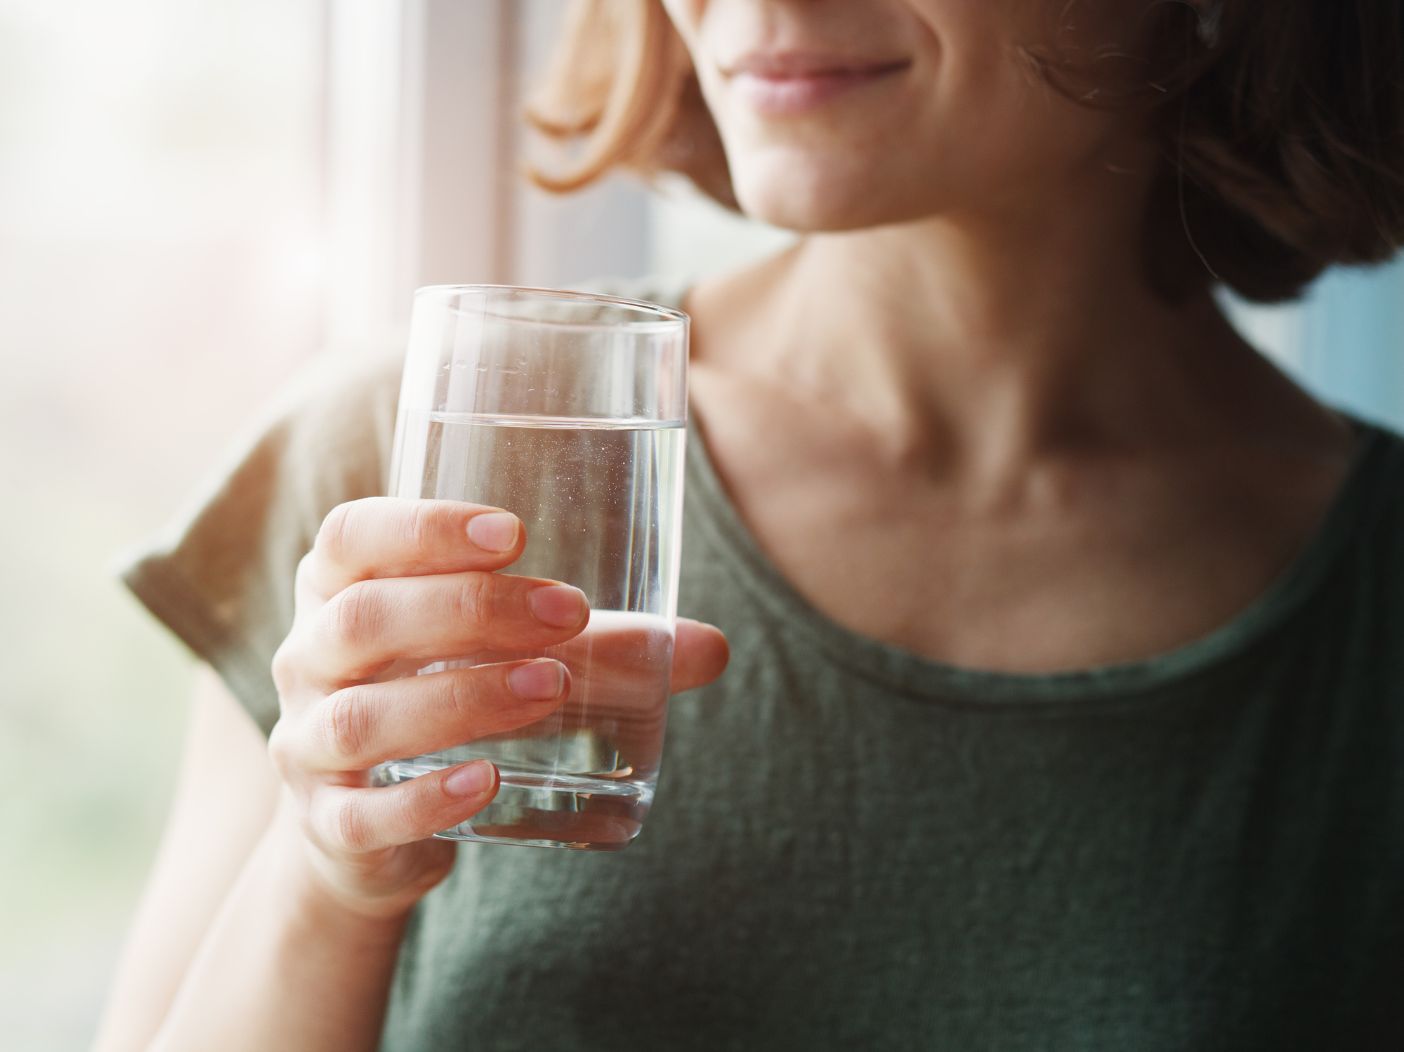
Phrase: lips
[{"left": 722, "top": 51, "right": 911, "bottom": 115}]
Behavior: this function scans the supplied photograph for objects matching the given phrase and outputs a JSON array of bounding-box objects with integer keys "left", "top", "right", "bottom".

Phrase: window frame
[{"left": 320, "top": 0, "right": 653, "bottom": 351}]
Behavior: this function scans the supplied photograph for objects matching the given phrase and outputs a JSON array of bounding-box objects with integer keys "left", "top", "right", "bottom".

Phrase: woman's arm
[
  {"left": 93, "top": 668, "right": 280, "bottom": 1049},
  {"left": 150, "top": 797, "right": 411, "bottom": 1052},
  {"left": 93, "top": 670, "right": 414, "bottom": 1052}
]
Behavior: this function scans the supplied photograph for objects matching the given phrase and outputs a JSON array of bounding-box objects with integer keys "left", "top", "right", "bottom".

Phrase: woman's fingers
[
  {"left": 279, "top": 571, "right": 590, "bottom": 687},
  {"left": 540, "top": 615, "right": 729, "bottom": 696},
  {"left": 308, "top": 761, "right": 501, "bottom": 854},
  {"left": 672, "top": 618, "right": 730, "bottom": 693},
  {"left": 283, "top": 660, "right": 570, "bottom": 773},
  {"left": 301, "top": 497, "right": 526, "bottom": 601}
]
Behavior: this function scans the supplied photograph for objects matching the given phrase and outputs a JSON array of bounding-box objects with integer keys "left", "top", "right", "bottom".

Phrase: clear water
[{"left": 372, "top": 411, "right": 686, "bottom": 850}]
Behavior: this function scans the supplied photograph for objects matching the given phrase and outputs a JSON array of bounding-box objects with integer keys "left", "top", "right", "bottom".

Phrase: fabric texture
[{"left": 120, "top": 277, "right": 1404, "bottom": 1051}]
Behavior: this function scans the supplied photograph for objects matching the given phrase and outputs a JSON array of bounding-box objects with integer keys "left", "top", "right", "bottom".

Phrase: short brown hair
[{"left": 527, "top": 0, "right": 1404, "bottom": 304}]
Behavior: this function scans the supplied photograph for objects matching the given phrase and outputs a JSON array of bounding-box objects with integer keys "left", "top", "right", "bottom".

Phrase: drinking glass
[{"left": 371, "top": 285, "right": 689, "bottom": 851}]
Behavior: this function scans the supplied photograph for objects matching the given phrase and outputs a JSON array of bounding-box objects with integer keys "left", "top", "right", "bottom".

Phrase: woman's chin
[
  {"left": 728, "top": 152, "right": 928, "bottom": 233},
  {"left": 733, "top": 178, "right": 906, "bottom": 234}
]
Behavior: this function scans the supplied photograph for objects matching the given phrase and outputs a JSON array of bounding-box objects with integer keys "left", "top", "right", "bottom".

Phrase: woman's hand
[{"left": 266, "top": 497, "right": 728, "bottom": 921}]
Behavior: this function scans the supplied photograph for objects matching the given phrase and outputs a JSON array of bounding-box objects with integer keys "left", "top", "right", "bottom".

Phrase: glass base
[{"left": 373, "top": 761, "right": 651, "bottom": 851}]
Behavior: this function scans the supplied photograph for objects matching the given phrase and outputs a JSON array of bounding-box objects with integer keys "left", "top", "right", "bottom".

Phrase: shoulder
[
  {"left": 1302, "top": 414, "right": 1404, "bottom": 603},
  {"left": 131, "top": 341, "right": 404, "bottom": 561},
  {"left": 255, "top": 343, "right": 404, "bottom": 479},
  {"left": 1347, "top": 416, "right": 1404, "bottom": 548},
  {"left": 1321, "top": 415, "right": 1404, "bottom": 666},
  {"left": 116, "top": 342, "right": 406, "bottom": 733}
]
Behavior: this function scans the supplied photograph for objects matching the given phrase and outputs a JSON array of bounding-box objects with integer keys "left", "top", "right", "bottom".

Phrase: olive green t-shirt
[{"left": 121, "top": 279, "right": 1404, "bottom": 1051}]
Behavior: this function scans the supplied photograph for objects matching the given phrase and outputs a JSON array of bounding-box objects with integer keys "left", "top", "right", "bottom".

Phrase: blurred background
[{"left": 0, "top": 2, "right": 1399, "bottom": 1048}]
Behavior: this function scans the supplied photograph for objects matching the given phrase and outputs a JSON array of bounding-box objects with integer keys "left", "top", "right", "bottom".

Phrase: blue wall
[{"left": 1295, "top": 258, "right": 1404, "bottom": 431}]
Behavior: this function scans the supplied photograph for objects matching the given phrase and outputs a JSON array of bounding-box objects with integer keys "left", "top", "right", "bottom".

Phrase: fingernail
[
  {"left": 444, "top": 760, "right": 496, "bottom": 798},
  {"left": 507, "top": 659, "right": 566, "bottom": 700},
  {"left": 528, "top": 584, "right": 588, "bottom": 628},
  {"left": 467, "top": 512, "right": 519, "bottom": 552}
]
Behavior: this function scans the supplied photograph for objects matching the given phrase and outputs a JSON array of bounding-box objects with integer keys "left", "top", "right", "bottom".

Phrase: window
[
  {"left": 0, "top": 2, "right": 320, "bottom": 1045},
  {"left": 1230, "top": 265, "right": 1404, "bottom": 431}
]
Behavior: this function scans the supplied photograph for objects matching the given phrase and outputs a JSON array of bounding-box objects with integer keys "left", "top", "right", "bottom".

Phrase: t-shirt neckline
[{"left": 683, "top": 399, "right": 1395, "bottom": 708}]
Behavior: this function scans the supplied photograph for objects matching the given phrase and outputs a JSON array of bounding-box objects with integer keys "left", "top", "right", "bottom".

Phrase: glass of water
[{"left": 371, "top": 285, "right": 689, "bottom": 851}]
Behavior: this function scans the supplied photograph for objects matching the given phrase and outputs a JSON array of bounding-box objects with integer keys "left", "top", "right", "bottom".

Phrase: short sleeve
[{"left": 117, "top": 348, "right": 404, "bottom": 735}]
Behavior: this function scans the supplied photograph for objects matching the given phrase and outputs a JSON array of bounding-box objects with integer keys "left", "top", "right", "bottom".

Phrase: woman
[{"left": 97, "top": 0, "right": 1404, "bottom": 1048}]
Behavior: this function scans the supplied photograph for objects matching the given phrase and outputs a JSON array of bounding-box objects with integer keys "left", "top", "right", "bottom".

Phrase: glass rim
[{"left": 414, "top": 283, "right": 690, "bottom": 335}]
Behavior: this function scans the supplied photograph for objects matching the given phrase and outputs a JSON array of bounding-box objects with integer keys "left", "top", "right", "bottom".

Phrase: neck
[{"left": 694, "top": 166, "right": 1254, "bottom": 475}]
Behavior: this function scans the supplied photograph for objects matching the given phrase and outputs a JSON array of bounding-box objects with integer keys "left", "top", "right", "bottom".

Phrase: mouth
[{"left": 721, "top": 51, "right": 912, "bottom": 116}]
